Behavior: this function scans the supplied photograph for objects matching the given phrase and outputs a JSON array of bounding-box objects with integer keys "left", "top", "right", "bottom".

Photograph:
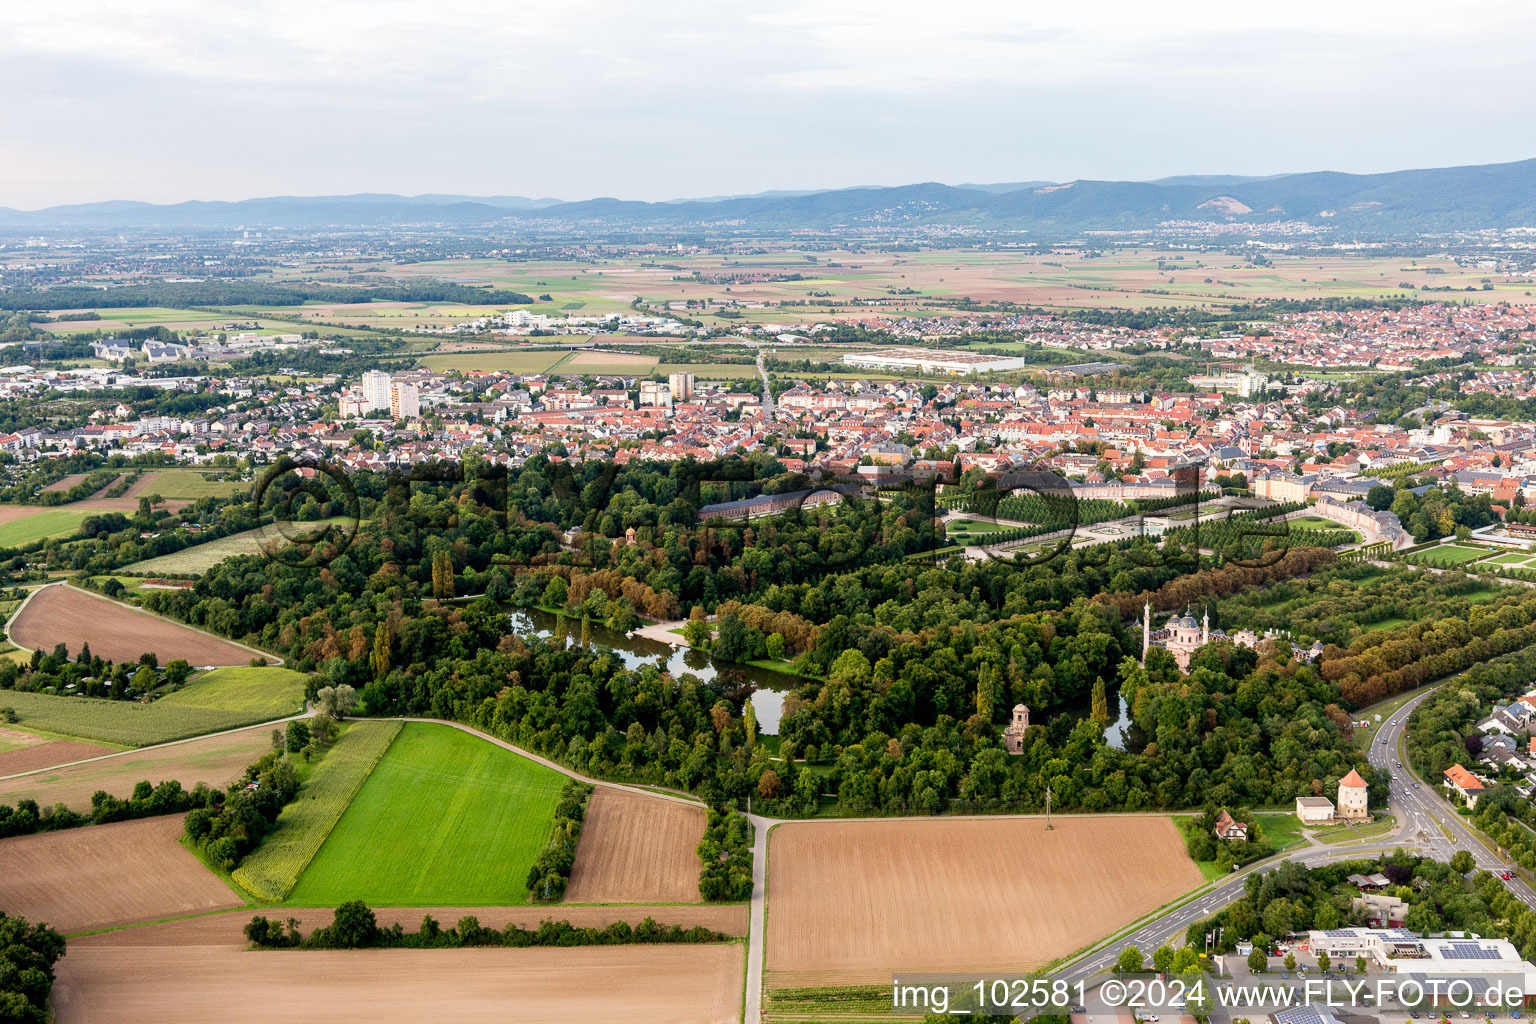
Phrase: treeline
[
  {"left": 0, "top": 779, "right": 215, "bottom": 839},
  {"left": 0, "top": 911, "right": 65, "bottom": 1024},
  {"left": 1403, "top": 644, "right": 1536, "bottom": 778},
  {"left": 184, "top": 748, "right": 300, "bottom": 870},
  {"left": 0, "top": 280, "right": 533, "bottom": 310},
  {"left": 244, "top": 900, "right": 732, "bottom": 950},
  {"left": 697, "top": 809, "right": 753, "bottom": 901},
  {"left": 1321, "top": 588, "right": 1536, "bottom": 705},
  {"left": 526, "top": 780, "right": 592, "bottom": 902}
]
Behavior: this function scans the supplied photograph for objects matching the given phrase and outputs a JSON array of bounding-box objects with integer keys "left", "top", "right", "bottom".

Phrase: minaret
[
  {"left": 1201, "top": 607, "right": 1209, "bottom": 645},
  {"left": 1142, "top": 599, "right": 1151, "bottom": 665}
]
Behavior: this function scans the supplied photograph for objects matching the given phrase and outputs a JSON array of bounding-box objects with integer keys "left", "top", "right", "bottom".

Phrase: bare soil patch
[
  {"left": 0, "top": 506, "right": 49, "bottom": 525},
  {"left": 568, "top": 349, "right": 658, "bottom": 367},
  {"left": 0, "top": 737, "right": 114, "bottom": 776},
  {"left": 566, "top": 787, "right": 704, "bottom": 903},
  {"left": 765, "top": 815, "right": 1202, "bottom": 985},
  {"left": 42, "top": 473, "right": 90, "bottom": 493},
  {"left": 9, "top": 584, "right": 268, "bottom": 666},
  {"left": 0, "top": 725, "right": 271, "bottom": 808},
  {"left": 0, "top": 815, "right": 239, "bottom": 933},
  {"left": 53, "top": 943, "right": 743, "bottom": 1024}
]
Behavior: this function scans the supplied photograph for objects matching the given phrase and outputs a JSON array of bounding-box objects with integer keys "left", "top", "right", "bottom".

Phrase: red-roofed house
[{"left": 1443, "top": 764, "right": 1487, "bottom": 808}]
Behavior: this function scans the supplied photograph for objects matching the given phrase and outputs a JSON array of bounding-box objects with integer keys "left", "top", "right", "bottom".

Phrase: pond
[
  {"left": 506, "top": 607, "right": 803, "bottom": 734},
  {"left": 506, "top": 606, "right": 1131, "bottom": 748}
]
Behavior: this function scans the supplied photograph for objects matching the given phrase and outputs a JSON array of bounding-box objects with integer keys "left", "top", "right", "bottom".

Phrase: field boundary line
[{"left": 0, "top": 708, "right": 312, "bottom": 781}]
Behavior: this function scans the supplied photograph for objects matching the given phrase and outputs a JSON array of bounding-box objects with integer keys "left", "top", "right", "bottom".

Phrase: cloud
[{"left": 0, "top": 0, "right": 1534, "bottom": 206}]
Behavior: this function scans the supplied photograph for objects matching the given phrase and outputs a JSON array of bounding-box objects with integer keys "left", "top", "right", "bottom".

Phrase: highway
[{"left": 1061, "top": 684, "right": 1534, "bottom": 982}]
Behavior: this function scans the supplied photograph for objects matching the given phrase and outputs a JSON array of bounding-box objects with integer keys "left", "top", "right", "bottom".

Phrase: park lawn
[
  {"left": 286, "top": 723, "right": 566, "bottom": 906},
  {"left": 1405, "top": 544, "right": 1491, "bottom": 566},
  {"left": 157, "top": 666, "right": 309, "bottom": 718},
  {"left": 1484, "top": 552, "right": 1534, "bottom": 566},
  {"left": 1253, "top": 813, "right": 1306, "bottom": 852},
  {"left": 0, "top": 508, "right": 93, "bottom": 548}
]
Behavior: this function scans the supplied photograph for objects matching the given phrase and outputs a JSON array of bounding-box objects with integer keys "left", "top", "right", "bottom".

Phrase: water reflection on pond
[
  {"left": 506, "top": 607, "right": 1129, "bottom": 748},
  {"left": 507, "top": 607, "right": 801, "bottom": 733}
]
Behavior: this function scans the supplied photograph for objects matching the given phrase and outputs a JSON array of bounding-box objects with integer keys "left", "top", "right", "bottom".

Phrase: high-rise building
[
  {"left": 639, "top": 380, "right": 672, "bottom": 408},
  {"left": 390, "top": 381, "right": 420, "bottom": 419},
  {"left": 668, "top": 371, "right": 694, "bottom": 402},
  {"left": 361, "top": 370, "right": 393, "bottom": 412}
]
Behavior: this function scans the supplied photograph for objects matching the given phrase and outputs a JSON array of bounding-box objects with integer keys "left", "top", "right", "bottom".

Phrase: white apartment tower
[
  {"left": 668, "top": 371, "right": 694, "bottom": 402},
  {"left": 390, "top": 381, "right": 420, "bottom": 419},
  {"left": 361, "top": 370, "right": 393, "bottom": 412}
]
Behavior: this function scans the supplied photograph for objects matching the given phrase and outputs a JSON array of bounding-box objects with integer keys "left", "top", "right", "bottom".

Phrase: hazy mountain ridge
[{"left": 3, "top": 159, "right": 1535, "bottom": 233}]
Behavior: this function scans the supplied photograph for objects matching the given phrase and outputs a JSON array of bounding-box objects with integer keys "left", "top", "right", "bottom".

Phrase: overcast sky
[{"left": 3, "top": 0, "right": 1534, "bottom": 208}]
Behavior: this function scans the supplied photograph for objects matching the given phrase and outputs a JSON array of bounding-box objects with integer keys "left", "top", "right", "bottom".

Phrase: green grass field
[
  {"left": 287, "top": 723, "right": 565, "bottom": 906},
  {"left": 158, "top": 666, "right": 308, "bottom": 717},
  {"left": 139, "top": 470, "right": 251, "bottom": 500},
  {"left": 233, "top": 720, "right": 402, "bottom": 901},
  {"left": 0, "top": 668, "right": 306, "bottom": 746},
  {"left": 1405, "top": 544, "right": 1491, "bottom": 566},
  {"left": 1253, "top": 812, "right": 1306, "bottom": 851},
  {"left": 0, "top": 508, "right": 92, "bottom": 548},
  {"left": 1485, "top": 551, "right": 1536, "bottom": 566},
  {"left": 123, "top": 518, "right": 353, "bottom": 575}
]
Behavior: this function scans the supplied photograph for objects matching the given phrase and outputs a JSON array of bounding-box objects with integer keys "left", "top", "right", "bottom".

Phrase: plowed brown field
[
  {"left": 765, "top": 815, "right": 1203, "bottom": 985},
  {"left": 0, "top": 725, "right": 271, "bottom": 809},
  {"left": 53, "top": 944, "right": 743, "bottom": 1024},
  {"left": 9, "top": 584, "right": 267, "bottom": 665},
  {"left": 0, "top": 815, "right": 240, "bottom": 933},
  {"left": 0, "top": 734, "right": 114, "bottom": 776},
  {"left": 565, "top": 788, "right": 704, "bottom": 903}
]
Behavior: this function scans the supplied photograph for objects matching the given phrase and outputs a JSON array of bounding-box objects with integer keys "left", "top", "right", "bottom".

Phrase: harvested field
[
  {"left": 0, "top": 815, "right": 240, "bottom": 933},
  {"left": 9, "top": 583, "right": 272, "bottom": 666},
  {"left": 765, "top": 816, "right": 1203, "bottom": 985},
  {"left": 0, "top": 730, "right": 114, "bottom": 776},
  {"left": 53, "top": 943, "right": 743, "bottom": 1024},
  {"left": 71, "top": 903, "right": 748, "bottom": 947},
  {"left": 42, "top": 473, "right": 90, "bottom": 493},
  {"left": 567, "top": 350, "right": 658, "bottom": 368},
  {"left": 0, "top": 725, "right": 272, "bottom": 809},
  {"left": 566, "top": 787, "right": 704, "bottom": 903}
]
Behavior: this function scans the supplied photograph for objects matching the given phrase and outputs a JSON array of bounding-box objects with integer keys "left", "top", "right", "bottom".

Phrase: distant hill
[{"left": 4, "top": 159, "right": 1535, "bottom": 234}]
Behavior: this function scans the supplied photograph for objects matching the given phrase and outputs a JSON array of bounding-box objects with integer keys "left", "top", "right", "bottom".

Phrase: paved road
[{"left": 1061, "top": 685, "right": 1531, "bottom": 983}]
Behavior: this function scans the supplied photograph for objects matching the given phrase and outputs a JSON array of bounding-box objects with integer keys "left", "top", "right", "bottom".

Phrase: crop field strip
[
  {"left": 0, "top": 725, "right": 274, "bottom": 810},
  {"left": 0, "top": 667, "right": 305, "bottom": 747},
  {"left": 232, "top": 720, "right": 403, "bottom": 900}
]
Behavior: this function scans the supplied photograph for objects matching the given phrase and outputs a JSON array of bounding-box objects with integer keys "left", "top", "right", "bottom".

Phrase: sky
[{"left": 3, "top": 0, "right": 1535, "bottom": 209}]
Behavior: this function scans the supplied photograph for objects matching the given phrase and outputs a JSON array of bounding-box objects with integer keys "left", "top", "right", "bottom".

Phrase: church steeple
[{"left": 1201, "top": 606, "right": 1209, "bottom": 645}]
